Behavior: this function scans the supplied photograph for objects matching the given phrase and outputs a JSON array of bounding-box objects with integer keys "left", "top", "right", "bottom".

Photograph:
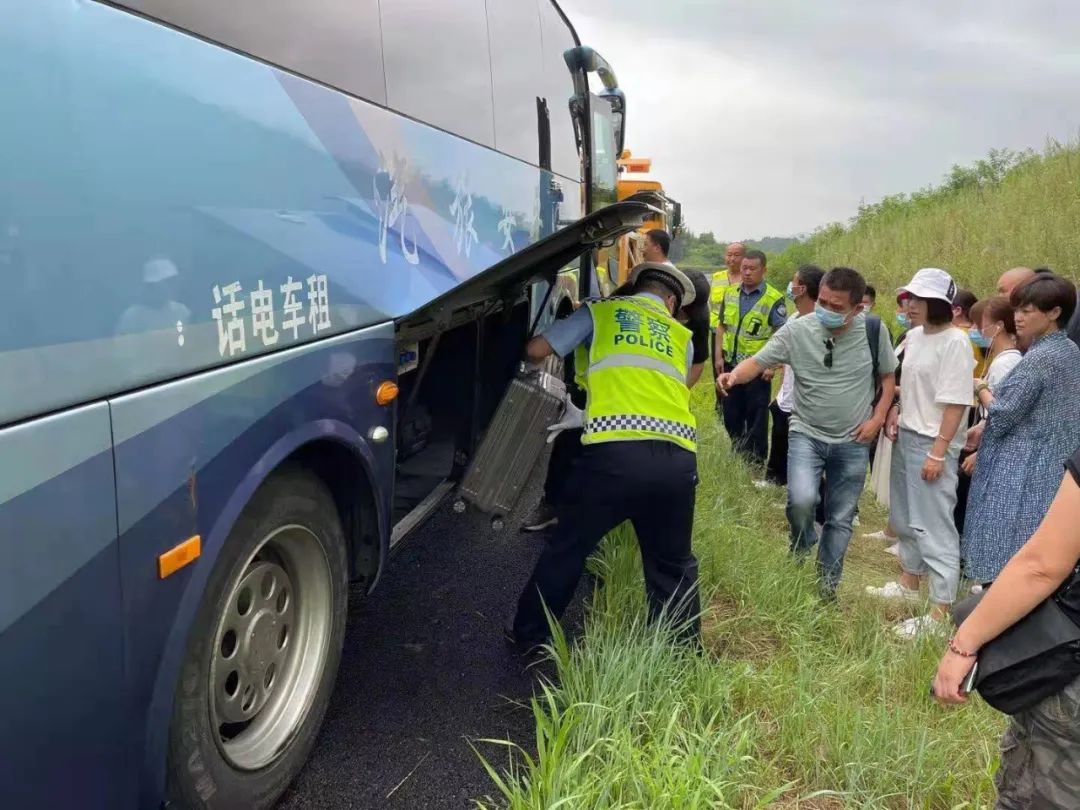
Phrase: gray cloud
[{"left": 561, "top": 0, "right": 1080, "bottom": 238}]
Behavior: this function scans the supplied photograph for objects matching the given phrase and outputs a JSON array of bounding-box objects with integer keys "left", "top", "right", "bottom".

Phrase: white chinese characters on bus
[
  {"left": 209, "top": 275, "right": 332, "bottom": 357},
  {"left": 374, "top": 154, "right": 419, "bottom": 266},
  {"left": 281, "top": 276, "right": 305, "bottom": 340},
  {"left": 307, "top": 274, "right": 331, "bottom": 334},
  {"left": 251, "top": 280, "right": 279, "bottom": 346},
  {"left": 450, "top": 173, "right": 479, "bottom": 258},
  {"left": 212, "top": 281, "right": 247, "bottom": 357},
  {"left": 498, "top": 209, "right": 517, "bottom": 253}
]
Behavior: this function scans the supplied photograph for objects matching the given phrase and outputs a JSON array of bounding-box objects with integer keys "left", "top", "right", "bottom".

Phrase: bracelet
[
  {"left": 936, "top": 435, "right": 951, "bottom": 443},
  {"left": 948, "top": 637, "right": 977, "bottom": 658},
  {"left": 926, "top": 452, "right": 946, "bottom": 462},
  {"left": 974, "top": 383, "right": 990, "bottom": 395}
]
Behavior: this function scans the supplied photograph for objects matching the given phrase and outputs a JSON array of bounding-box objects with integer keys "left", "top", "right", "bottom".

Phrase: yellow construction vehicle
[{"left": 597, "top": 151, "right": 682, "bottom": 292}]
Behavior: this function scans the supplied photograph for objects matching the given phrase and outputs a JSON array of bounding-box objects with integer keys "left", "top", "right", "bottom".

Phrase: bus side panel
[
  {"left": 0, "top": 0, "right": 580, "bottom": 428},
  {"left": 109, "top": 326, "right": 395, "bottom": 808},
  {"left": 0, "top": 404, "right": 127, "bottom": 809}
]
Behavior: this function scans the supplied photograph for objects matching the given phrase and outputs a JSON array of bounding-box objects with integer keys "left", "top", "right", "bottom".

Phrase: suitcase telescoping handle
[{"left": 522, "top": 277, "right": 577, "bottom": 385}]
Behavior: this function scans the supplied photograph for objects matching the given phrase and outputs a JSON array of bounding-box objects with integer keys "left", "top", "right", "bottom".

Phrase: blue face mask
[
  {"left": 969, "top": 328, "right": 991, "bottom": 349},
  {"left": 814, "top": 303, "right": 849, "bottom": 330},
  {"left": 896, "top": 312, "right": 911, "bottom": 329}
]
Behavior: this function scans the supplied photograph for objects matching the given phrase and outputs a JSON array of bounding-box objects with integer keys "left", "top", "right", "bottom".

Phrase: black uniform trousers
[
  {"left": 541, "top": 376, "right": 588, "bottom": 506},
  {"left": 513, "top": 439, "right": 700, "bottom": 645},
  {"left": 543, "top": 427, "right": 582, "bottom": 505},
  {"left": 722, "top": 376, "right": 771, "bottom": 463},
  {"left": 710, "top": 328, "right": 723, "bottom": 413}
]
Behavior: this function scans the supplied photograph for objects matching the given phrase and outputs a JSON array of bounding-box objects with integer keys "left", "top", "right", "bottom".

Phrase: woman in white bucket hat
[{"left": 866, "top": 268, "right": 975, "bottom": 638}]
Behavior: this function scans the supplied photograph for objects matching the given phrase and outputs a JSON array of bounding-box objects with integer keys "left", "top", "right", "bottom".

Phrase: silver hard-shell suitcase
[{"left": 457, "top": 366, "right": 566, "bottom": 528}]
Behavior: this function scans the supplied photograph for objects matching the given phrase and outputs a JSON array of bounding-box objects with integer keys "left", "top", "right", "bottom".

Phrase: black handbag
[{"left": 951, "top": 564, "right": 1080, "bottom": 715}]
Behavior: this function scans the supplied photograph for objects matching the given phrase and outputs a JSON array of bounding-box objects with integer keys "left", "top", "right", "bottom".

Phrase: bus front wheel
[{"left": 167, "top": 467, "right": 348, "bottom": 809}]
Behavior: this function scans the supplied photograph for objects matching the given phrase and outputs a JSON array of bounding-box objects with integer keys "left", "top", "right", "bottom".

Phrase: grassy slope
[
  {"left": 478, "top": 389, "right": 1003, "bottom": 809},
  {"left": 771, "top": 143, "right": 1080, "bottom": 310}
]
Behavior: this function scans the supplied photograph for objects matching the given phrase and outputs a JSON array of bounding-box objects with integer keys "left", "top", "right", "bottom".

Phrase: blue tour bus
[{"left": 0, "top": 1, "right": 654, "bottom": 807}]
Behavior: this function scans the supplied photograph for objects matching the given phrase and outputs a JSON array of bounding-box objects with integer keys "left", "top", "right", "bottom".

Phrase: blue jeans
[{"left": 786, "top": 432, "right": 870, "bottom": 595}]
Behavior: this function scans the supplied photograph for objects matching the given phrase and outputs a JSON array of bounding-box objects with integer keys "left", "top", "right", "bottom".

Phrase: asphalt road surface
[{"left": 278, "top": 476, "right": 586, "bottom": 809}]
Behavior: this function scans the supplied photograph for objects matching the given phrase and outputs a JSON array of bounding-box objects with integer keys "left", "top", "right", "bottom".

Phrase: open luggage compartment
[
  {"left": 387, "top": 200, "right": 662, "bottom": 544},
  {"left": 391, "top": 302, "right": 529, "bottom": 534}
]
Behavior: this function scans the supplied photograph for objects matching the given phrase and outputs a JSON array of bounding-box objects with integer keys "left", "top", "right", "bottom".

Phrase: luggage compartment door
[{"left": 395, "top": 200, "right": 660, "bottom": 339}]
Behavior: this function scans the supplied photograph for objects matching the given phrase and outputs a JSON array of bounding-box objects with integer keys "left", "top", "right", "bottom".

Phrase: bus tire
[{"left": 166, "top": 466, "right": 348, "bottom": 809}]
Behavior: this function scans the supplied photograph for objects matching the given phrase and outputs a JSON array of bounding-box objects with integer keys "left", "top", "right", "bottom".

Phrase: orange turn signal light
[
  {"left": 159, "top": 535, "right": 202, "bottom": 579},
  {"left": 376, "top": 381, "right": 399, "bottom": 406}
]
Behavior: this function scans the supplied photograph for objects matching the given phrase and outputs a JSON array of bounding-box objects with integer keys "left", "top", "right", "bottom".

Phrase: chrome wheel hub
[{"left": 209, "top": 525, "right": 332, "bottom": 770}]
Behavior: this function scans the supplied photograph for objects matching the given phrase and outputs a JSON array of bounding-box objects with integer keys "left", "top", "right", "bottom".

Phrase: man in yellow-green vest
[
  {"left": 714, "top": 249, "right": 787, "bottom": 462},
  {"left": 709, "top": 241, "right": 746, "bottom": 330},
  {"left": 709, "top": 242, "right": 746, "bottom": 413},
  {"left": 509, "top": 262, "right": 702, "bottom": 652}
]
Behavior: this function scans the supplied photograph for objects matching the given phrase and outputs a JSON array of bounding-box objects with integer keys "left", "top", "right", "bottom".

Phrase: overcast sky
[{"left": 561, "top": 0, "right": 1080, "bottom": 241}]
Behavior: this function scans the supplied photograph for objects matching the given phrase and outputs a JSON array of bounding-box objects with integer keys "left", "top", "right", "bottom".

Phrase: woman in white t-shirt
[{"left": 867, "top": 268, "right": 974, "bottom": 638}]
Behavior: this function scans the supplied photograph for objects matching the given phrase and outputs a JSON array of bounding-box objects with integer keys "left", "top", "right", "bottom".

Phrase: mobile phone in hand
[
  {"left": 929, "top": 660, "right": 979, "bottom": 698},
  {"left": 962, "top": 661, "right": 979, "bottom": 694}
]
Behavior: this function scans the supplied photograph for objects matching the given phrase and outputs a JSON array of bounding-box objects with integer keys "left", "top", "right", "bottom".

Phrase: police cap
[{"left": 628, "top": 262, "right": 697, "bottom": 307}]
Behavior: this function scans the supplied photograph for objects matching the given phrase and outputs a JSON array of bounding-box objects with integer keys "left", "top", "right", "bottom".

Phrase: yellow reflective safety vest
[
  {"left": 709, "top": 272, "right": 736, "bottom": 329},
  {"left": 720, "top": 283, "right": 784, "bottom": 364},
  {"left": 582, "top": 295, "right": 696, "bottom": 452}
]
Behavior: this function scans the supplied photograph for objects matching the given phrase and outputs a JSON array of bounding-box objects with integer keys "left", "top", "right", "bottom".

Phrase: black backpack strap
[{"left": 866, "top": 314, "right": 882, "bottom": 403}]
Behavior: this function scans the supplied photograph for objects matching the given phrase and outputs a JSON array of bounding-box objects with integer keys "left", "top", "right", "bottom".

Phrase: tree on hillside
[
  {"left": 678, "top": 231, "right": 726, "bottom": 267},
  {"left": 674, "top": 230, "right": 798, "bottom": 268},
  {"left": 944, "top": 148, "right": 1034, "bottom": 193}
]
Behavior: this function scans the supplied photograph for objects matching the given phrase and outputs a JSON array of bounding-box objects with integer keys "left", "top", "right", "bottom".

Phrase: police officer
[
  {"left": 509, "top": 262, "right": 701, "bottom": 651},
  {"left": 522, "top": 232, "right": 712, "bottom": 534},
  {"left": 714, "top": 249, "right": 786, "bottom": 462},
  {"left": 709, "top": 241, "right": 746, "bottom": 332}
]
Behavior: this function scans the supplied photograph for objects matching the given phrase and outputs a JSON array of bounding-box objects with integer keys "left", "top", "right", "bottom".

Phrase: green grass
[{"left": 476, "top": 390, "right": 1004, "bottom": 809}]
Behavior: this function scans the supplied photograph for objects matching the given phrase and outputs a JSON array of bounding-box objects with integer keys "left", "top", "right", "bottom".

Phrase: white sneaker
[
  {"left": 885, "top": 543, "right": 900, "bottom": 557},
  {"left": 970, "top": 584, "right": 984, "bottom": 595},
  {"left": 894, "top": 614, "right": 946, "bottom": 640},
  {"left": 853, "top": 516, "right": 861, "bottom": 527},
  {"left": 752, "top": 479, "right": 771, "bottom": 490},
  {"left": 865, "top": 581, "right": 919, "bottom": 602},
  {"left": 862, "top": 530, "right": 889, "bottom": 541}
]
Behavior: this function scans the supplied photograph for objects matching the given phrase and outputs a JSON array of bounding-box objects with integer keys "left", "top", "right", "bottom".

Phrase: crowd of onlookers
[
  {"left": 709, "top": 244, "right": 1080, "bottom": 806},
  {"left": 517, "top": 231, "right": 1080, "bottom": 806}
]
